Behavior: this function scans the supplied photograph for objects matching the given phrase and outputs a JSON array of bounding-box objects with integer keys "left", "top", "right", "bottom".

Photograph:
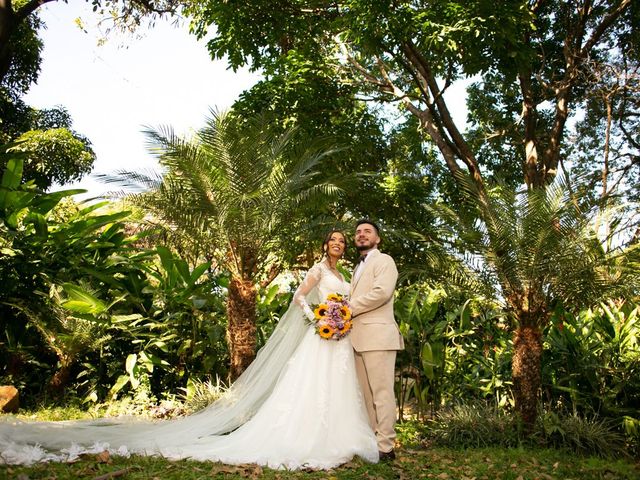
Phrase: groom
[{"left": 349, "top": 219, "right": 404, "bottom": 461}]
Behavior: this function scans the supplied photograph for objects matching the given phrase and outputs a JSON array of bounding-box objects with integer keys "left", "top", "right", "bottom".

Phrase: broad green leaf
[
  {"left": 421, "top": 343, "right": 435, "bottom": 380},
  {"left": 109, "top": 374, "right": 130, "bottom": 397},
  {"left": 0, "top": 157, "right": 23, "bottom": 193},
  {"left": 175, "top": 258, "right": 191, "bottom": 284},
  {"left": 24, "top": 212, "right": 48, "bottom": 238},
  {"left": 61, "top": 283, "right": 107, "bottom": 315},
  {"left": 30, "top": 189, "right": 86, "bottom": 215},
  {"left": 125, "top": 353, "right": 137, "bottom": 376},
  {"left": 156, "top": 245, "right": 175, "bottom": 285}
]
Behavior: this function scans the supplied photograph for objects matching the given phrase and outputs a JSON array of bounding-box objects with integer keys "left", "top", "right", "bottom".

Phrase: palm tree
[
  {"left": 118, "top": 110, "right": 342, "bottom": 380},
  {"left": 416, "top": 174, "right": 640, "bottom": 428}
]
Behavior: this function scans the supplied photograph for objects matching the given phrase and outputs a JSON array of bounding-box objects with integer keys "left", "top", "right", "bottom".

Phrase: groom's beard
[{"left": 356, "top": 241, "right": 376, "bottom": 251}]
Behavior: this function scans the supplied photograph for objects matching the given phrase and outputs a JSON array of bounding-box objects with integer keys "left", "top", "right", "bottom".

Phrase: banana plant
[
  {"left": 543, "top": 301, "right": 640, "bottom": 427},
  {"left": 395, "top": 285, "right": 447, "bottom": 419}
]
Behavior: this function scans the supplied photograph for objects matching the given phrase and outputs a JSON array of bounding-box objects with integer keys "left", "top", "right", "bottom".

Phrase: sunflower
[
  {"left": 327, "top": 293, "right": 343, "bottom": 302},
  {"left": 314, "top": 304, "right": 329, "bottom": 319},
  {"left": 340, "top": 305, "right": 352, "bottom": 320},
  {"left": 337, "top": 321, "right": 352, "bottom": 333},
  {"left": 318, "top": 324, "right": 336, "bottom": 339}
]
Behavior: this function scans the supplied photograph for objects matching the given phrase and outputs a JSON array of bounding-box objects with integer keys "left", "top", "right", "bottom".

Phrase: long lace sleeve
[{"left": 293, "top": 263, "right": 323, "bottom": 321}]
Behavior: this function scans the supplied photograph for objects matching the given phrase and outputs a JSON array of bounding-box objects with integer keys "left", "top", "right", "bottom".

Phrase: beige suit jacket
[{"left": 350, "top": 249, "right": 405, "bottom": 352}]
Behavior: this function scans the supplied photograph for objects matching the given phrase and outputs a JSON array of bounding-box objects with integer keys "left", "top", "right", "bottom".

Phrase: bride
[{"left": 0, "top": 230, "right": 379, "bottom": 470}]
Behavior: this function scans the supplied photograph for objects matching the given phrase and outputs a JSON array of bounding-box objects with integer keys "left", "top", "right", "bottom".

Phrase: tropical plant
[
  {"left": 111, "top": 110, "right": 343, "bottom": 379},
  {"left": 58, "top": 245, "right": 225, "bottom": 403},
  {"left": 0, "top": 151, "right": 147, "bottom": 396},
  {"left": 428, "top": 402, "right": 628, "bottom": 458},
  {"left": 413, "top": 175, "right": 640, "bottom": 428},
  {"left": 395, "top": 284, "right": 512, "bottom": 420},
  {"left": 542, "top": 300, "right": 640, "bottom": 453}
]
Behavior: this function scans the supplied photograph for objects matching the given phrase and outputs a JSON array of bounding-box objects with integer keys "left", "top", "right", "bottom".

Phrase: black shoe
[{"left": 379, "top": 449, "right": 396, "bottom": 462}]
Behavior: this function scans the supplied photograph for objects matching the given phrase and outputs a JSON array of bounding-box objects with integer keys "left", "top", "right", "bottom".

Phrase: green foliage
[
  {"left": 542, "top": 300, "right": 640, "bottom": 454},
  {"left": 429, "top": 402, "right": 521, "bottom": 449},
  {"left": 395, "top": 285, "right": 512, "bottom": 419},
  {"left": 423, "top": 175, "right": 640, "bottom": 327},
  {"left": 0, "top": 8, "right": 43, "bottom": 96},
  {"left": 56, "top": 247, "right": 227, "bottom": 404},
  {"left": 185, "top": 0, "right": 639, "bottom": 216},
  {"left": 0, "top": 98, "right": 96, "bottom": 189},
  {"left": 0, "top": 152, "right": 228, "bottom": 405},
  {"left": 115, "top": 109, "right": 344, "bottom": 278},
  {"left": 537, "top": 410, "right": 627, "bottom": 459},
  {"left": 10, "top": 128, "right": 95, "bottom": 189},
  {"left": 429, "top": 402, "right": 628, "bottom": 458},
  {"left": 255, "top": 281, "right": 294, "bottom": 348},
  {"left": 179, "top": 376, "right": 227, "bottom": 414}
]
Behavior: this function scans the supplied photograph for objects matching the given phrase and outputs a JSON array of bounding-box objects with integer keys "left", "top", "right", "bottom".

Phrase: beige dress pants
[{"left": 354, "top": 349, "right": 397, "bottom": 453}]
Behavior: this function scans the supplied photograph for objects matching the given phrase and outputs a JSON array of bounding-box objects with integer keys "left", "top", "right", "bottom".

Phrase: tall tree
[
  {"left": 0, "top": 1, "right": 95, "bottom": 191},
  {"left": 118, "top": 110, "right": 342, "bottom": 380},
  {"left": 184, "top": 0, "right": 639, "bottom": 426},
  {"left": 419, "top": 174, "right": 640, "bottom": 426},
  {"left": 1, "top": 101, "right": 96, "bottom": 190},
  {"left": 571, "top": 51, "right": 640, "bottom": 205}
]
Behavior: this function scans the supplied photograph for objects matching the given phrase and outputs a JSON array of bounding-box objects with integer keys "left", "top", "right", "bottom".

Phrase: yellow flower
[
  {"left": 341, "top": 321, "right": 352, "bottom": 333},
  {"left": 314, "top": 304, "right": 329, "bottom": 319},
  {"left": 327, "top": 293, "right": 343, "bottom": 302},
  {"left": 340, "top": 305, "right": 352, "bottom": 320},
  {"left": 318, "top": 324, "right": 335, "bottom": 339}
]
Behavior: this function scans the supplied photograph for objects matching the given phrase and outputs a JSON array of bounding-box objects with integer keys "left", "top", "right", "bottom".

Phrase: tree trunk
[
  {"left": 227, "top": 276, "right": 257, "bottom": 381},
  {"left": 512, "top": 324, "right": 542, "bottom": 429},
  {"left": 47, "top": 358, "right": 73, "bottom": 396},
  {"left": 0, "top": 2, "right": 18, "bottom": 84}
]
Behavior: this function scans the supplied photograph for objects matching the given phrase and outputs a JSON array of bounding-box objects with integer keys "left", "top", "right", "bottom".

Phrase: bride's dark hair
[{"left": 321, "top": 229, "right": 347, "bottom": 257}]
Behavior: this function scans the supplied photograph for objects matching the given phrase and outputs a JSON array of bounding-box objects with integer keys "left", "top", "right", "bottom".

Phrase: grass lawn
[
  {"left": 2, "top": 445, "right": 639, "bottom": 479},
  {"left": 2, "top": 412, "right": 638, "bottom": 479}
]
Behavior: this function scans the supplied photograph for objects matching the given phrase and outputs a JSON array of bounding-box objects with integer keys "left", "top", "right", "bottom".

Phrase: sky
[{"left": 24, "top": 2, "right": 261, "bottom": 197}]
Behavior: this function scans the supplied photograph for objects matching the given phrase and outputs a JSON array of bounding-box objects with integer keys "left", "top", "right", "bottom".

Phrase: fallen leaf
[{"left": 95, "top": 450, "right": 111, "bottom": 464}]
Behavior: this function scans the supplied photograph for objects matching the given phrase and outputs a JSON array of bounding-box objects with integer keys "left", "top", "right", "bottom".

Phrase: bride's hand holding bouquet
[{"left": 307, "top": 293, "right": 352, "bottom": 341}]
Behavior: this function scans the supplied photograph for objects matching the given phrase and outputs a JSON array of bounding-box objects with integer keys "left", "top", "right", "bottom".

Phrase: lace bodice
[{"left": 293, "top": 262, "right": 350, "bottom": 311}]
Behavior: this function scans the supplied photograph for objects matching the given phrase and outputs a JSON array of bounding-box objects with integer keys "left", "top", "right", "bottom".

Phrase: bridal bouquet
[{"left": 309, "top": 293, "right": 353, "bottom": 341}]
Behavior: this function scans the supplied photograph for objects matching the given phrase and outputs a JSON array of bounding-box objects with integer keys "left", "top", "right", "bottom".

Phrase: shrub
[{"left": 425, "top": 402, "right": 628, "bottom": 458}]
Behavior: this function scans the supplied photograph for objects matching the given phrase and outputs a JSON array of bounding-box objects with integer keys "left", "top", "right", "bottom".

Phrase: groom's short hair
[{"left": 356, "top": 218, "right": 380, "bottom": 235}]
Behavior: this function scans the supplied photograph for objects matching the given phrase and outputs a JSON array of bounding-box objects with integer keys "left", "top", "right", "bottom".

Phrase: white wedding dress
[{"left": 0, "top": 262, "right": 379, "bottom": 470}]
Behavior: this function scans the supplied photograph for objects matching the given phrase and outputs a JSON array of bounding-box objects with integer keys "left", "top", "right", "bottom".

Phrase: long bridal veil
[{"left": 0, "top": 287, "right": 320, "bottom": 465}]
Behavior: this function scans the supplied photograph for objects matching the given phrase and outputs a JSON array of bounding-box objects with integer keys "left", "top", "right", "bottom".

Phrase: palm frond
[
  {"left": 406, "top": 172, "right": 640, "bottom": 317},
  {"left": 106, "top": 110, "right": 344, "bottom": 280}
]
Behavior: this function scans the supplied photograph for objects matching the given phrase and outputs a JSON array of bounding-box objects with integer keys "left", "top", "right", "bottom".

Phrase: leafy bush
[
  {"left": 0, "top": 154, "right": 229, "bottom": 405},
  {"left": 426, "top": 402, "right": 628, "bottom": 458},
  {"left": 395, "top": 285, "right": 512, "bottom": 419},
  {"left": 536, "top": 410, "right": 627, "bottom": 458},
  {"left": 542, "top": 301, "right": 640, "bottom": 417},
  {"left": 180, "top": 377, "right": 228, "bottom": 414},
  {"left": 428, "top": 402, "right": 521, "bottom": 448}
]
